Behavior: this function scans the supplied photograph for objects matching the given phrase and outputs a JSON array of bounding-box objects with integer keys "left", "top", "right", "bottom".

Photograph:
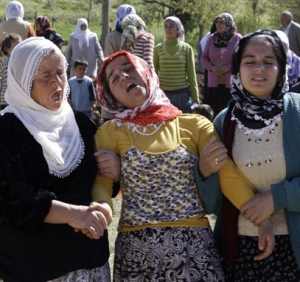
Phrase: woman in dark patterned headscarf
[
  {"left": 203, "top": 13, "right": 241, "bottom": 116},
  {"left": 202, "top": 29, "right": 300, "bottom": 282}
]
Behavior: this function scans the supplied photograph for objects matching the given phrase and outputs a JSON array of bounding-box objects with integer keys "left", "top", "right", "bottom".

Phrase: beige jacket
[{"left": 0, "top": 19, "right": 34, "bottom": 42}]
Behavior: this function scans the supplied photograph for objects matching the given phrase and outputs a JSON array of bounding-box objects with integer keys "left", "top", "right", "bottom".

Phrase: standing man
[{"left": 280, "top": 11, "right": 300, "bottom": 56}]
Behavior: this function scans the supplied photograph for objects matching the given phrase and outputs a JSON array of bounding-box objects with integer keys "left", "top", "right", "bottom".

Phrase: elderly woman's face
[
  {"left": 31, "top": 52, "right": 66, "bottom": 110},
  {"left": 105, "top": 55, "right": 147, "bottom": 108},
  {"left": 240, "top": 37, "right": 279, "bottom": 99}
]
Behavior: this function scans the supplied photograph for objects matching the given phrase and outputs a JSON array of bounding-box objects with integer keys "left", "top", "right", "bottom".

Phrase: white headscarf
[
  {"left": 164, "top": 16, "right": 185, "bottom": 41},
  {"left": 6, "top": 1, "right": 24, "bottom": 20},
  {"left": 72, "top": 18, "right": 96, "bottom": 49},
  {"left": 2, "top": 37, "right": 84, "bottom": 178},
  {"left": 121, "top": 14, "right": 146, "bottom": 49},
  {"left": 115, "top": 4, "right": 136, "bottom": 30}
]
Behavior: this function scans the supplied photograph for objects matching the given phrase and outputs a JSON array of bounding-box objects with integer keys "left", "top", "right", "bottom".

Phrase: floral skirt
[
  {"left": 114, "top": 227, "right": 224, "bottom": 282},
  {"left": 48, "top": 263, "right": 111, "bottom": 282},
  {"left": 225, "top": 235, "right": 299, "bottom": 282}
]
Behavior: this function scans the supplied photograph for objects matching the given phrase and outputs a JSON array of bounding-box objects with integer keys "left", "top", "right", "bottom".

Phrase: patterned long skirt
[
  {"left": 114, "top": 227, "right": 224, "bottom": 282},
  {"left": 48, "top": 263, "right": 111, "bottom": 282},
  {"left": 225, "top": 235, "right": 299, "bottom": 282}
]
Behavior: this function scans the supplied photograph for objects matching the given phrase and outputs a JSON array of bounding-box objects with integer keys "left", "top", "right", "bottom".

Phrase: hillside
[{"left": 0, "top": 0, "right": 108, "bottom": 41}]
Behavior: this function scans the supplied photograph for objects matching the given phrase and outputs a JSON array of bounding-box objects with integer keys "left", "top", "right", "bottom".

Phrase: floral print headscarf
[{"left": 97, "top": 51, "right": 181, "bottom": 126}]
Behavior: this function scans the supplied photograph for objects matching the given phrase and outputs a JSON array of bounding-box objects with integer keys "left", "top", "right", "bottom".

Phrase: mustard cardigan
[{"left": 93, "top": 114, "right": 253, "bottom": 231}]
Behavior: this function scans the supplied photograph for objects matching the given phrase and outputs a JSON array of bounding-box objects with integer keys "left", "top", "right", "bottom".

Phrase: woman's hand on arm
[
  {"left": 199, "top": 136, "right": 228, "bottom": 177},
  {"left": 95, "top": 149, "right": 121, "bottom": 181},
  {"left": 240, "top": 191, "right": 274, "bottom": 225}
]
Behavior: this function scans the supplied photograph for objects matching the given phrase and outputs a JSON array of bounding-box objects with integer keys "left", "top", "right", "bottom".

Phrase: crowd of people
[{"left": 0, "top": 0, "right": 300, "bottom": 281}]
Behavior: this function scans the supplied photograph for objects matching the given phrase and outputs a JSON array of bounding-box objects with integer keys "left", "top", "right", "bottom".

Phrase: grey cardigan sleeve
[
  {"left": 272, "top": 177, "right": 300, "bottom": 212},
  {"left": 271, "top": 93, "right": 300, "bottom": 212},
  {"left": 194, "top": 166, "right": 222, "bottom": 214}
]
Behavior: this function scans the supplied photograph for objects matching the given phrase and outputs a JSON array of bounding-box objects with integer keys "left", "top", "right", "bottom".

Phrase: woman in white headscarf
[
  {"left": 104, "top": 4, "right": 136, "bottom": 56},
  {"left": 0, "top": 37, "right": 114, "bottom": 282},
  {"left": 0, "top": 0, "right": 35, "bottom": 42},
  {"left": 66, "top": 18, "right": 104, "bottom": 79}
]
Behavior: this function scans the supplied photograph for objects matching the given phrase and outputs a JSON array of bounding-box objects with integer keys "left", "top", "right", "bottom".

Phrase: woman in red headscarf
[{"left": 93, "top": 51, "right": 256, "bottom": 281}]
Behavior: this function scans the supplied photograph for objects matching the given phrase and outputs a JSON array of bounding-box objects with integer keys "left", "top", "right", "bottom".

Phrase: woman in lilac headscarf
[{"left": 104, "top": 4, "right": 136, "bottom": 56}]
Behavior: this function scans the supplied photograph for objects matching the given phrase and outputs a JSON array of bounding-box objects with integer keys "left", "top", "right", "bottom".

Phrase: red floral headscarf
[{"left": 97, "top": 51, "right": 181, "bottom": 126}]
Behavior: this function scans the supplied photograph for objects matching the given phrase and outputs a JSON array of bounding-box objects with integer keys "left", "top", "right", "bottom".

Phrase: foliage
[
  {"left": 0, "top": 0, "right": 299, "bottom": 49},
  {"left": 135, "top": 0, "right": 300, "bottom": 47}
]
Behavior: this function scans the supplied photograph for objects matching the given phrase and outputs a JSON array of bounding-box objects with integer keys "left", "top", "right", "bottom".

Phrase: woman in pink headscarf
[{"left": 93, "top": 50, "right": 260, "bottom": 281}]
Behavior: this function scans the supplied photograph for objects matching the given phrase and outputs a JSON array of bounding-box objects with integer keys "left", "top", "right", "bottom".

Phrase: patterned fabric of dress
[
  {"left": 114, "top": 227, "right": 224, "bottom": 281},
  {"left": 115, "top": 145, "right": 223, "bottom": 281},
  {"left": 225, "top": 236, "right": 299, "bottom": 282},
  {"left": 119, "top": 146, "right": 204, "bottom": 226},
  {"left": 0, "top": 57, "right": 8, "bottom": 106},
  {"left": 48, "top": 263, "right": 111, "bottom": 282}
]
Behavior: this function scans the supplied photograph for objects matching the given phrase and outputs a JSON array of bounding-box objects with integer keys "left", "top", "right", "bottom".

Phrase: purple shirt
[{"left": 203, "top": 32, "right": 241, "bottom": 88}]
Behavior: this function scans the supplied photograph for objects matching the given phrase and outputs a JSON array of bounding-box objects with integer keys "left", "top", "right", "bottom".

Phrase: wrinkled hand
[
  {"left": 67, "top": 205, "right": 108, "bottom": 240},
  {"left": 199, "top": 137, "right": 228, "bottom": 178},
  {"left": 78, "top": 202, "right": 113, "bottom": 239},
  {"left": 89, "top": 202, "right": 112, "bottom": 225},
  {"left": 95, "top": 149, "right": 121, "bottom": 181},
  {"left": 241, "top": 191, "right": 274, "bottom": 225},
  {"left": 255, "top": 220, "right": 275, "bottom": 261}
]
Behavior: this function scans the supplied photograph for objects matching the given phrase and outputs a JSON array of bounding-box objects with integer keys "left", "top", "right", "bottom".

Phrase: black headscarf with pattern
[
  {"left": 230, "top": 29, "right": 288, "bottom": 130},
  {"left": 213, "top": 13, "right": 236, "bottom": 48}
]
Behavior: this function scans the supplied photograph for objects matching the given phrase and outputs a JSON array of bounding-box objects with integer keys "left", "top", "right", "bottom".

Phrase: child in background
[
  {"left": 68, "top": 60, "right": 95, "bottom": 119},
  {"left": 0, "top": 33, "right": 21, "bottom": 109}
]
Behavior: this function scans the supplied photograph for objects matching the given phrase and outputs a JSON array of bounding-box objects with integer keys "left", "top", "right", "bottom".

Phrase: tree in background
[{"left": 115, "top": 0, "right": 300, "bottom": 45}]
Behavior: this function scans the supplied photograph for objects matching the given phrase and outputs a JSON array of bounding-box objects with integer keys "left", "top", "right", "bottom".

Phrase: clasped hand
[{"left": 69, "top": 202, "right": 112, "bottom": 240}]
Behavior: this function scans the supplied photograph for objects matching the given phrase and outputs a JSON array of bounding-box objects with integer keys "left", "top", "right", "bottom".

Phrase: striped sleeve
[{"left": 133, "top": 32, "right": 154, "bottom": 68}]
